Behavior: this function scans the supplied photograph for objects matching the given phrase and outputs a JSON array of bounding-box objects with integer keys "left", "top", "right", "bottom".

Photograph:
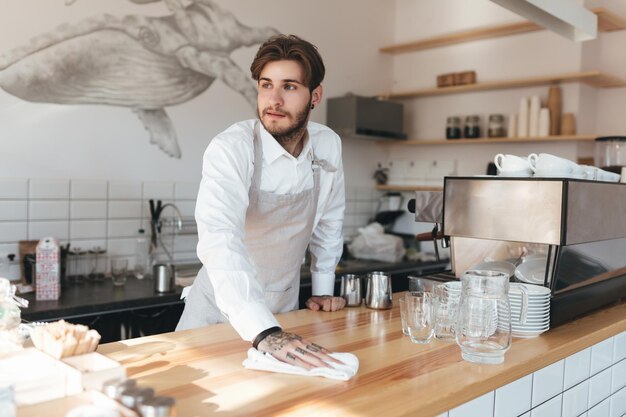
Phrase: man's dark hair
[{"left": 250, "top": 34, "right": 325, "bottom": 91}]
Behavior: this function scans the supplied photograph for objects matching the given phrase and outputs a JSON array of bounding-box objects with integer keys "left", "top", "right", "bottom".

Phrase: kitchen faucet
[{"left": 149, "top": 200, "right": 183, "bottom": 264}]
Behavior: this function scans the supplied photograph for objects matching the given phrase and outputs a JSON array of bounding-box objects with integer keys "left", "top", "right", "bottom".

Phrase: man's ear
[{"left": 311, "top": 85, "right": 323, "bottom": 108}]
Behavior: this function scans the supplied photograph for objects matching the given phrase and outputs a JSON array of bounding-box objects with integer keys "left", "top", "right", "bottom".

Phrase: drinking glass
[
  {"left": 434, "top": 283, "right": 460, "bottom": 342},
  {"left": 399, "top": 294, "right": 409, "bottom": 336},
  {"left": 405, "top": 293, "right": 434, "bottom": 344},
  {"left": 408, "top": 276, "right": 438, "bottom": 294},
  {"left": 111, "top": 258, "right": 128, "bottom": 286}
]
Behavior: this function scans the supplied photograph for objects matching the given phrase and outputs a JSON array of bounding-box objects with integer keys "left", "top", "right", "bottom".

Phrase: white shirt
[{"left": 195, "top": 119, "right": 345, "bottom": 340}]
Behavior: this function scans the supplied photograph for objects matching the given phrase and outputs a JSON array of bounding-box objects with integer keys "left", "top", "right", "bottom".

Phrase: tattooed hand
[
  {"left": 257, "top": 330, "right": 344, "bottom": 370},
  {"left": 306, "top": 296, "right": 346, "bottom": 312}
]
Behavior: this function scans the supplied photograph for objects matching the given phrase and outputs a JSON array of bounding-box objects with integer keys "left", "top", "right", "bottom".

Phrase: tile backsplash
[{"left": 0, "top": 178, "right": 381, "bottom": 281}]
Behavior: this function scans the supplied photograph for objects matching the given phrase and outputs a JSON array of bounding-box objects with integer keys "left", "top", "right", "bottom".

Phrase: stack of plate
[{"left": 507, "top": 283, "right": 551, "bottom": 338}]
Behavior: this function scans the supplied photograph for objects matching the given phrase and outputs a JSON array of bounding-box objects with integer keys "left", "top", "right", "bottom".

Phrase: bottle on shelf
[{"left": 134, "top": 229, "right": 149, "bottom": 279}]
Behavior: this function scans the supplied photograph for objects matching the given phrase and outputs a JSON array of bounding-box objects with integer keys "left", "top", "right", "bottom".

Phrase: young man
[{"left": 177, "top": 35, "right": 346, "bottom": 369}]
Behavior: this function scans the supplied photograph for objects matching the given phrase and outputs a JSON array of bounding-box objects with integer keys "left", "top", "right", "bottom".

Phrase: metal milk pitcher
[
  {"left": 340, "top": 274, "right": 362, "bottom": 307},
  {"left": 455, "top": 270, "right": 512, "bottom": 365},
  {"left": 365, "top": 272, "right": 393, "bottom": 309}
]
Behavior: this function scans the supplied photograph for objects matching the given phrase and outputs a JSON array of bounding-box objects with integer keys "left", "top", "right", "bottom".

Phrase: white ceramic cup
[
  {"left": 494, "top": 154, "right": 532, "bottom": 176},
  {"left": 527, "top": 153, "right": 580, "bottom": 176}
]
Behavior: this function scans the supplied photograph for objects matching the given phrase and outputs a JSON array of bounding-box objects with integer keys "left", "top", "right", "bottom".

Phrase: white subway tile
[
  {"left": 29, "top": 221, "right": 69, "bottom": 241},
  {"left": 519, "top": 414, "right": 530, "bottom": 417},
  {"left": 589, "top": 368, "right": 612, "bottom": 409},
  {"left": 564, "top": 347, "right": 592, "bottom": 390},
  {"left": 70, "top": 180, "right": 107, "bottom": 199},
  {"left": 70, "top": 201, "right": 107, "bottom": 220},
  {"left": 107, "top": 238, "right": 135, "bottom": 257},
  {"left": 611, "top": 359, "right": 626, "bottom": 394},
  {"left": 172, "top": 251, "right": 198, "bottom": 264},
  {"left": 532, "top": 359, "right": 565, "bottom": 407},
  {"left": 0, "top": 222, "right": 27, "bottom": 243},
  {"left": 108, "top": 219, "right": 141, "bottom": 238},
  {"left": 563, "top": 380, "right": 590, "bottom": 417},
  {"left": 531, "top": 394, "right": 562, "bottom": 417},
  {"left": 29, "top": 201, "right": 69, "bottom": 221},
  {"left": 609, "top": 386, "right": 626, "bottom": 417},
  {"left": 449, "top": 391, "right": 494, "bottom": 417},
  {"left": 142, "top": 182, "right": 174, "bottom": 200},
  {"left": 0, "top": 243, "right": 19, "bottom": 257},
  {"left": 0, "top": 201, "right": 27, "bottom": 221},
  {"left": 614, "top": 331, "right": 626, "bottom": 364},
  {"left": 173, "top": 201, "right": 195, "bottom": 218},
  {"left": 70, "top": 220, "right": 107, "bottom": 240},
  {"left": 29, "top": 179, "right": 69, "bottom": 199},
  {"left": 345, "top": 200, "right": 357, "bottom": 214},
  {"left": 173, "top": 235, "right": 198, "bottom": 252},
  {"left": 174, "top": 182, "right": 199, "bottom": 200},
  {"left": 108, "top": 201, "right": 141, "bottom": 219},
  {"left": 109, "top": 181, "right": 142, "bottom": 199},
  {"left": 592, "top": 338, "right": 615, "bottom": 375},
  {"left": 0, "top": 179, "right": 28, "bottom": 199},
  {"left": 495, "top": 374, "right": 532, "bottom": 417},
  {"left": 588, "top": 397, "right": 610, "bottom": 417}
]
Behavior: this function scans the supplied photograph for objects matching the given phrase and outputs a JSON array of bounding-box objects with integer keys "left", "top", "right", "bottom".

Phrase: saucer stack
[{"left": 507, "top": 283, "right": 551, "bottom": 338}]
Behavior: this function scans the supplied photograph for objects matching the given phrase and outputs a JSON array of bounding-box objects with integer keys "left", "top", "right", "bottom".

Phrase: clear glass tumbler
[
  {"left": 110, "top": 258, "right": 128, "bottom": 287},
  {"left": 405, "top": 293, "right": 434, "bottom": 344},
  {"left": 434, "top": 283, "right": 460, "bottom": 342},
  {"left": 399, "top": 294, "right": 409, "bottom": 336}
]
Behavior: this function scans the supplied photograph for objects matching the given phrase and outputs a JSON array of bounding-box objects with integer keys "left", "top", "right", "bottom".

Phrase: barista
[{"left": 177, "top": 34, "right": 346, "bottom": 369}]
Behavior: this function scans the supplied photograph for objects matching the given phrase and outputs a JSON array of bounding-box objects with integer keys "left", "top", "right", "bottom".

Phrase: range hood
[{"left": 490, "top": 0, "right": 597, "bottom": 41}]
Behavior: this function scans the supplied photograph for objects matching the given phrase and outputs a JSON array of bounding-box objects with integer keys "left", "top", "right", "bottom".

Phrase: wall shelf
[
  {"left": 377, "top": 135, "right": 598, "bottom": 145},
  {"left": 376, "top": 185, "right": 443, "bottom": 192},
  {"left": 379, "top": 7, "right": 626, "bottom": 54},
  {"left": 379, "top": 71, "right": 626, "bottom": 100}
]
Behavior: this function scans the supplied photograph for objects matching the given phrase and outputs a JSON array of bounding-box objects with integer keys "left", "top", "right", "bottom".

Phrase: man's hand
[
  {"left": 257, "top": 330, "right": 343, "bottom": 370},
  {"left": 306, "top": 296, "right": 346, "bottom": 312}
]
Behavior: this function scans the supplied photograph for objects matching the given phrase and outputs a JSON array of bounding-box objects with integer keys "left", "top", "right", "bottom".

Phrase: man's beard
[{"left": 258, "top": 99, "right": 311, "bottom": 144}]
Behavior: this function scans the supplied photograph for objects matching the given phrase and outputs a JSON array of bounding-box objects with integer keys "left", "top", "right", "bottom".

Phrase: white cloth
[
  {"left": 178, "top": 119, "right": 345, "bottom": 340},
  {"left": 242, "top": 348, "right": 359, "bottom": 381}
]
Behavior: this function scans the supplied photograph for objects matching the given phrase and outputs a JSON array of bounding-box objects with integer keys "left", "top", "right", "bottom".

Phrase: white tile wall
[
  {"left": 29, "top": 179, "right": 70, "bottom": 199},
  {"left": 609, "top": 387, "right": 626, "bottom": 417},
  {"left": 0, "top": 179, "right": 28, "bottom": 199},
  {"left": 588, "top": 398, "right": 610, "bottom": 417},
  {"left": 29, "top": 221, "right": 69, "bottom": 241},
  {"left": 495, "top": 374, "right": 532, "bottom": 417},
  {"left": 591, "top": 338, "right": 615, "bottom": 375},
  {"left": 532, "top": 359, "right": 565, "bottom": 407},
  {"left": 589, "top": 368, "right": 612, "bottom": 409},
  {"left": 70, "top": 180, "right": 108, "bottom": 199},
  {"left": 613, "top": 331, "right": 626, "bottom": 363},
  {"left": 0, "top": 201, "right": 27, "bottom": 221},
  {"left": 29, "top": 201, "right": 69, "bottom": 220},
  {"left": 108, "top": 220, "right": 141, "bottom": 238},
  {"left": 611, "top": 359, "right": 626, "bottom": 394},
  {"left": 562, "top": 379, "right": 589, "bottom": 417},
  {"left": 108, "top": 201, "right": 141, "bottom": 219},
  {"left": 449, "top": 392, "right": 494, "bottom": 417},
  {"left": 0, "top": 222, "right": 27, "bottom": 243},
  {"left": 109, "top": 181, "right": 142, "bottom": 199},
  {"left": 531, "top": 394, "right": 562, "bottom": 417},
  {"left": 142, "top": 182, "right": 174, "bottom": 199},
  {"left": 174, "top": 182, "right": 199, "bottom": 200},
  {"left": 565, "top": 347, "right": 592, "bottom": 390},
  {"left": 70, "top": 220, "right": 107, "bottom": 240},
  {"left": 70, "top": 201, "right": 107, "bottom": 220}
]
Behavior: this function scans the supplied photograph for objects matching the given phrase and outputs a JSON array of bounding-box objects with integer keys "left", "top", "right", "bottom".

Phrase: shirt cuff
[
  {"left": 228, "top": 301, "right": 280, "bottom": 342},
  {"left": 311, "top": 272, "right": 335, "bottom": 296}
]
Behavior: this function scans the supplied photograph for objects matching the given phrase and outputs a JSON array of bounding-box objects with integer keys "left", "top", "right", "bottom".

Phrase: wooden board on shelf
[
  {"left": 377, "top": 135, "right": 598, "bottom": 145},
  {"left": 379, "top": 71, "right": 626, "bottom": 100},
  {"left": 376, "top": 184, "right": 442, "bottom": 192},
  {"left": 379, "top": 7, "right": 626, "bottom": 54}
]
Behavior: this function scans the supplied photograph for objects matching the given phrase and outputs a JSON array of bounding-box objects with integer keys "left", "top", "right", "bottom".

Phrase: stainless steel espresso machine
[{"left": 410, "top": 176, "right": 626, "bottom": 326}]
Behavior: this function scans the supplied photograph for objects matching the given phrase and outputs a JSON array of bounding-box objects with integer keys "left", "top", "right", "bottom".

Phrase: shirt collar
[{"left": 259, "top": 122, "right": 312, "bottom": 164}]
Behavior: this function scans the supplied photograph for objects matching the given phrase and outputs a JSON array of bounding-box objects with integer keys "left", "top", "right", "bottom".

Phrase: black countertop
[{"left": 21, "top": 258, "right": 449, "bottom": 322}]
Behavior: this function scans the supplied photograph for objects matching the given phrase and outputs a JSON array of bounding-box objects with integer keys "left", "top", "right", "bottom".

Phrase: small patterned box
[{"left": 36, "top": 237, "right": 61, "bottom": 300}]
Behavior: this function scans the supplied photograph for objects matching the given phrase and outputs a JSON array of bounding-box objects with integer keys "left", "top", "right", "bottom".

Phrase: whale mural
[{"left": 0, "top": 0, "right": 278, "bottom": 158}]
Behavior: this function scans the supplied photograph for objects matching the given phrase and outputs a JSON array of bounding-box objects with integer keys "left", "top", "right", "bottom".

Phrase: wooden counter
[{"left": 18, "top": 294, "right": 626, "bottom": 417}]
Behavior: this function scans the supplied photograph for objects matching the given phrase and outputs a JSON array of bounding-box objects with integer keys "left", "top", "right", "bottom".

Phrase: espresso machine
[{"left": 410, "top": 176, "right": 626, "bottom": 326}]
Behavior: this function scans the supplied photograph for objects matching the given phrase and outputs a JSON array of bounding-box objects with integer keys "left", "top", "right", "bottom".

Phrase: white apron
[{"left": 176, "top": 122, "right": 322, "bottom": 330}]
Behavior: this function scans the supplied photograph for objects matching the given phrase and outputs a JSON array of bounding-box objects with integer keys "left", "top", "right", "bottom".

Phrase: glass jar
[
  {"left": 464, "top": 115, "right": 481, "bottom": 138},
  {"left": 446, "top": 117, "right": 462, "bottom": 139},
  {"left": 455, "top": 270, "right": 512, "bottom": 364},
  {"left": 488, "top": 114, "right": 506, "bottom": 138}
]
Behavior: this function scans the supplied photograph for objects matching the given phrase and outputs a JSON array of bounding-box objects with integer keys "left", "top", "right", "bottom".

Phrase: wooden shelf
[
  {"left": 379, "top": 71, "right": 626, "bottom": 100},
  {"left": 376, "top": 184, "right": 442, "bottom": 192},
  {"left": 379, "top": 7, "right": 626, "bottom": 54},
  {"left": 377, "top": 135, "right": 598, "bottom": 145}
]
